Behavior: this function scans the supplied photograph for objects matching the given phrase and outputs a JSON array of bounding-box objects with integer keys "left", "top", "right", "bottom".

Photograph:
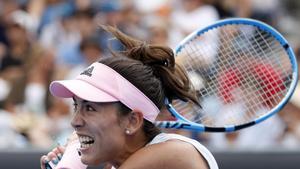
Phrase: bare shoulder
[{"left": 119, "top": 140, "right": 209, "bottom": 169}]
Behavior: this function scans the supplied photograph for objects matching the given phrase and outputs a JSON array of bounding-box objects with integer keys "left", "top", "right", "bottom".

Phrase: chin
[
  {"left": 81, "top": 155, "right": 100, "bottom": 166},
  {"left": 81, "top": 155, "right": 93, "bottom": 165}
]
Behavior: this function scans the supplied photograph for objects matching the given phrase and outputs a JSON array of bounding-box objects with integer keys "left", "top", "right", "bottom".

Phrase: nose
[{"left": 71, "top": 109, "right": 84, "bottom": 130}]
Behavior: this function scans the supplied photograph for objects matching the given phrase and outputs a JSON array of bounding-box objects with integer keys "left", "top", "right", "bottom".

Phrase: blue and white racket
[{"left": 155, "top": 18, "right": 298, "bottom": 132}]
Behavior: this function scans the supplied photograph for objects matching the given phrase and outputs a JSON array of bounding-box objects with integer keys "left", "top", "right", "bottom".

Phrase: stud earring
[{"left": 125, "top": 129, "right": 131, "bottom": 135}]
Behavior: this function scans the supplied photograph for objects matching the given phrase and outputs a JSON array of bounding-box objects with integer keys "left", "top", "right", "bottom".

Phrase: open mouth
[{"left": 78, "top": 135, "right": 95, "bottom": 149}]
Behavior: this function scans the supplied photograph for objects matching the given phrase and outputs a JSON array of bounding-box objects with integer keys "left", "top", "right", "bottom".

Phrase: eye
[
  {"left": 73, "top": 103, "right": 78, "bottom": 112},
  {"left": 85, "top": 105, "right": 96, "bottom": 112}
]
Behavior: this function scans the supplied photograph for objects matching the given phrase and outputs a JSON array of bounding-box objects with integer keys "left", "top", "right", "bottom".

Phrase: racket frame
[{"left": 155, "top": 18, "right": 298, "bottom": 132}]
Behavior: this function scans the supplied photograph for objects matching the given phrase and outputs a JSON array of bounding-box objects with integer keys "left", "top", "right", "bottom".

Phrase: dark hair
[{"left": 98, "top": 25, "right": 198, "bottom": 141}]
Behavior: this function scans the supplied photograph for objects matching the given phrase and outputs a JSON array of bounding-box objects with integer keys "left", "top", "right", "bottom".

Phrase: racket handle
[
  {"left": 54, "top": 138, "right": 87, "bottom": 169},
  {"left": 45, "top": 162, "right": 55, "bottom": 169}
]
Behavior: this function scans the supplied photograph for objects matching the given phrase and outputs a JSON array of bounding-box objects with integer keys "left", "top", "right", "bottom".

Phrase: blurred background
[{"left": 0, "top": 0, "right": 299, "bottom": 168}]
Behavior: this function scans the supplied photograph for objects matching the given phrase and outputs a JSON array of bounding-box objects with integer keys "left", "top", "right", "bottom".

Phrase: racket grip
[
  {"left": 45, "top": 161, "right": 55, "bottom": 169},
  {"left": 54, "top": 138, "right": 87, "bottom": 169}
]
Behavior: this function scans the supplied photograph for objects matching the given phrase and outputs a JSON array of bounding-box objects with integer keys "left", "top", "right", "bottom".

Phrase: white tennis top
[{"left": 112, "top": 133, "right": 218, "bottom": 169}]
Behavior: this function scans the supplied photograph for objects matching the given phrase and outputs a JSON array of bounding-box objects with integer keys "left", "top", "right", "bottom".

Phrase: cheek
[
  {"left": 92, "top": 116, "right": 125, "bottom": 148},
  {"left": 91, "top": 121, "right": 125, "bottom": 163},
  {"left": 81, "top": 116, "right": 125, "bottom": 165},
  {"left": 95, "top": 121, "right": 125, "bottom": 144}
]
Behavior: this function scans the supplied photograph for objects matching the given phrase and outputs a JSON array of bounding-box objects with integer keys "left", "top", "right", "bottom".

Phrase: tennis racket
[{"left": 155, "top": 18, "right": 298, "bottom": 132}]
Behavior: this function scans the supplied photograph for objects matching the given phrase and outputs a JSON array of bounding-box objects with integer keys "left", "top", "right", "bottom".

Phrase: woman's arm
[{"left": 119, "top": 140, "right": 208, "bottom": 169}]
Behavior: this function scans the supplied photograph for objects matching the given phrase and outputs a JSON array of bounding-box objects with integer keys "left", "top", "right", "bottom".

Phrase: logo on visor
[{"left": 80, "top": 66, "right": 94, "bottom": 77}]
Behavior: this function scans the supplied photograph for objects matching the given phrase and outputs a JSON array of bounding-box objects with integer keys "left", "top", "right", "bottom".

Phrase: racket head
[{"left": 158, "top": 18, "right": 298, "bottom": 132}]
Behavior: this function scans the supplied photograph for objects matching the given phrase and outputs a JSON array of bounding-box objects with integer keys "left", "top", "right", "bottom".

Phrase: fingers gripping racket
[{"left": 155, "top": 18, "right": 298, "bottom": 132}]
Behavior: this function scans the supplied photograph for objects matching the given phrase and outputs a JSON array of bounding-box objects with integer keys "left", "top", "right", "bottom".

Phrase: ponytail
[{"left": 99, "top": 25, "right": 199, "bottom": 107}]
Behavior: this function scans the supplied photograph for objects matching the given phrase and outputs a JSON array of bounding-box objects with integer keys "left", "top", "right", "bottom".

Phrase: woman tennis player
[{"left": 40, "top": 25, "right": 218, "bottom": 169}]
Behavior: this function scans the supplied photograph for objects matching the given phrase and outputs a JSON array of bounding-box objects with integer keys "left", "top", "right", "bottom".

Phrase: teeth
[{"left": 78, "top": 135, "right": 94, "bottom": 148}]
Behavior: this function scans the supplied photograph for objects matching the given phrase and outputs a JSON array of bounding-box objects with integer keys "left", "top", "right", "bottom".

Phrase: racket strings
[
  {"left": 256, "top": 30, "right": 293, "bottom": 83},
  {"left": 204, "top": 27, "right": 267, "bottom": 124},
  {"left": 175, "top": 24, "right": 293, "bottom": 127},
  {"left": 222, "top": 26, "right": 288, "bottom": 105},
  {"left": 247, "top": 29, "right": 289, "bottom": 105},
  {"left": 181, "top": 28, "right": 255, "bottom": 124},
  {"left": 224, "top": 27, "right": 288, "bottom": 122},
  {"left": 216, "top": 32, "right": 272, "bottom": 124},
  {"left": 237, "top": 28, "right": 281, "bottom": 106}
]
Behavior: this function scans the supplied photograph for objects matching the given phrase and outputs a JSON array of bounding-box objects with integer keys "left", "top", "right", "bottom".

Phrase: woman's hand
[
  {"left": 40, "top": 145, "right": 65, "bottom": 169},
  {"left": 40, "top": 132, "right": 78, "bottom": 169}
]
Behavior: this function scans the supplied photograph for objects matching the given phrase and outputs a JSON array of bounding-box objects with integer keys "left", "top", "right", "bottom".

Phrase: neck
[{"left": 111, "top": 130, "right": 149, "bottom": 168}]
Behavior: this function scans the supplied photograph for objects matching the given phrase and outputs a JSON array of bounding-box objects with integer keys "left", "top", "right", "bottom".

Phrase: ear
[{"left": 124, "top": 110, "right": 144, "bottom": 135}]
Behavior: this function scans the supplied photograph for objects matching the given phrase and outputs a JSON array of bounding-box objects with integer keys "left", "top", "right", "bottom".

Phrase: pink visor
[{"left": 50, "top": 62, "right": 160, "bottom": 122}]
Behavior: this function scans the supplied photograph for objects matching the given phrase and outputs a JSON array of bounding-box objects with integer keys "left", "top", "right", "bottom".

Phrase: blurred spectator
[
  {"left": 1, "top": 22, "right": 45, "bottom": 112},
  {"left": 234, "top": 114, "right": 285, "bottom": 149},
  {"left": 0, "top": 109, "right": 28, "bottom": 148},
  {"left": 119, "top": 5, "right": 148, "bottom": 40},
  {"left": 66, "top": 36, "right": 103, "bottom": 79},
  {"left": 38, "top": 0, "right": 75, "bottom": 34},
  {"left": 169, "top": 0, "right": 219, "bottom": 47},
  {"left": 39, "top": 11, "right": 82, "bottom": 67},
  {"left": 211, "top": 0, "right": 252, "bottom": 18},
  {"left": 212, "top": 0, "right": 282, "bottom": 26},
  {"left": 279, "top": 45, "right": 300, "bottom": 149},
  {"left": 279, "top": 103, "right": 300, "bottom": 149},
  {"left": 147, "top": 19, "right": 169, "bottom": 45},
  {"left": 132, "top": 0, "right": 170, "bottom": 15},
  {"left": 248, "top": 0, "right": 282, "bottom": 26},
  {"left": 94, "top": 1, "right": 125, "bottom": 55}
]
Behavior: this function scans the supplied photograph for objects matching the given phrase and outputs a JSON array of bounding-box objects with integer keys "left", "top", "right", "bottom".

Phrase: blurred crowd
[{"left": 0, "top": 0, "right": 300, "bottom": 151}]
